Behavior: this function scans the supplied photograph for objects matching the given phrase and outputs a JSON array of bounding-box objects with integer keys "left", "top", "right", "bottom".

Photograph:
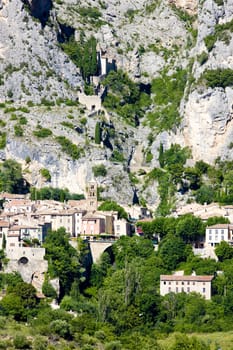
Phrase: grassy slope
[{"left": 158, "top": 331, "right": 233, "bottom": 350}]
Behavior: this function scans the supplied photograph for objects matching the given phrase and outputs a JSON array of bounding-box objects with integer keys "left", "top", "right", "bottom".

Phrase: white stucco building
[
  {"left": 205, "top": 224, "right": 233, "bottom": 247},
  {"left": 160, "top": 273, "right": 214, "bottom": 300}
]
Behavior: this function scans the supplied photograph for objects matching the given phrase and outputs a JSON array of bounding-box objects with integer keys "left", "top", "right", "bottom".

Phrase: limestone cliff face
[
  {"left": 179, "top": 0, "right": 233, "bottom": 163},
  {"left": 1, "top": 0, "right": 233, "bottom": 207}
]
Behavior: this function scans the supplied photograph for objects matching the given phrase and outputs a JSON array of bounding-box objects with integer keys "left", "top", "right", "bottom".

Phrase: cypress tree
[{"left": 95, "top": 122, "right": 101, "bottom": 144}]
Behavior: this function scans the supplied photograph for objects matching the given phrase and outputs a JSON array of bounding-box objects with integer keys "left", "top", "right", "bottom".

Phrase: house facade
[
  {"left": 205, "top": 224, "right": 233, "bottom": 247},
  {"left": 81, "top": 213, "right": 106, "bottom": 237},
  {"left": 160, "top": 274, "right": 214, "bottom": 300}
]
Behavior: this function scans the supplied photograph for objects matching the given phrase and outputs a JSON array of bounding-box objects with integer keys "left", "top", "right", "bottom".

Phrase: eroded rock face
[{"left": 183, "top": 88, "right": 233, "bottom": 163}]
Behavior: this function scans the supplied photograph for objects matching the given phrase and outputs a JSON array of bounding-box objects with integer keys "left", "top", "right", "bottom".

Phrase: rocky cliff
[{"left": 0, "top": 0, "right": 233, "bottom": 209}]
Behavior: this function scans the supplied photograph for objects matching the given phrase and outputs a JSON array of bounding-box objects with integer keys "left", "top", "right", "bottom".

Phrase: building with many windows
[
  {"left": 205, "top": 224, "right": 233, "bottom": 247},
  {"left": 160, "top": 273, "right": 214, "bottom": 300}
]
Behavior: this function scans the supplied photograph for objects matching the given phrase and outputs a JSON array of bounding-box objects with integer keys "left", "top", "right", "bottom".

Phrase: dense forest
[{"left": 0, "top": 216, "right": 233, "bottom": 349}]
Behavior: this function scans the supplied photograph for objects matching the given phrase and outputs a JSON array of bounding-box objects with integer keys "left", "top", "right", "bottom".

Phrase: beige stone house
[
  {"left": 3, "top": 200, "right": 36, "bottom": 214},
  {"left": 160, "top": 273, "right": 214, "bottom": 300}
]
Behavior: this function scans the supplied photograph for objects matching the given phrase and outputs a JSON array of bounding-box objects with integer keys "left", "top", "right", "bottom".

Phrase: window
[
  {"left": 187, "top": 281, "right": 190, "bottom": 285},
  {"left": 209, "top": 235, "right": 212, "bottom": 241},
  {"left": 168, "top": 287, "right": 171, "bottom": 292},
  {"left": 209, "top": 229, "right": 212, "bottom": 234},
  {"left": 181, "top": 287, "right": 184, "bottom": 292},
  {"left": 221, "top": 229, "right": 224, "bottom": 234},
  {"left": 182, "top": 281, "right": 184, "bottom": 285},
  {"left": 187, "top": 287, "right": 190, "bottom": 292},
  {"left": 168, "top": 282, "right": 171, "bottom": 285},
  {"left": 176, "top": 281, "right": 178, "bottom": 285},
  {"left": 203, "top": 282, "right": 205, "bottom": 285},
  {"left": 163, "top": 281, "right": 166, "bottom": 285},
  {"left": 203, "top": 288, "right": 206, "bottom": 293},
  {"left": 193, "top": 282, "right": 195, "bottom": 285},
  {"left": 176, "top": 287, "right": 178, "bottom": 292}
]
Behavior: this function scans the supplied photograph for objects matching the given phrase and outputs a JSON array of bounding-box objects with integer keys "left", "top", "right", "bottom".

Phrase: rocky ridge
[{"left": 0, "top": 0, "right": 233, "bottom": 209}]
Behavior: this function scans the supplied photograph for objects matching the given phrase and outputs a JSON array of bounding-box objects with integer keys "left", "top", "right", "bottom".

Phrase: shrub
[
  {"left": 27, "top": 100, "right": 34, "bottom": 107},
  {"left": 0, "top": 132, "right": 6, "bottom": 148},
  {"left": 33, "top": 127, "right": 52, "bottom": 138},
  {"left": 204, "top": 34, "right": 216, "bottom": 51},
  {"left": 40, "top": 168, "right": 51, "bottom": 182},
  {"left": 19, "top": 116, "right": 27, "bottom": 125},
  {"left": 10, "top": 113, "right": 17, "bottom": 120},
  {"left": 148, "top": 68, "right": 187, "bottom": 131},
  {"left": 0, "top": 120, "right": 6, "bottom": 128},
  {"left": 61, "top": 36, "right": 97, "bottom": 82},
  {"left": 25, "top": 156, "right": 31, "bottom": 164},
  {"left": 14, "top": 124, "right": 24, "bottom": 137},
  {"left": 201, "top": 68, "right": 233, "bottom": 88},
  {"left": 40, "top": 98, "right": 55, "bottom": 106},
  {"left": 61, "top": 121, "right": 74, "bottom": 129},
  {"left": 197, "top": 51, "right": 208, "bottom": 65},
  {"left": 103, "top": 70, "right": 151, "bottom": 125},
  {"left": 50, "top": 319, "right": 71, "bottom": 339},
  {"left": 33, "top": 336, "right": 48, "bottom": 350},
  {"left": 92, "top": 164, "right": 107, "bottom": 177},
  {"left": 18, "top": 107, "right": 29, "bottom": 113},
  {"left": 55, "top": 136, "right": 83, "bottom": 160},
  {"left": 42, "top": 277, "right": 57, "bottom": 298},
  {"left": 13, "top": 335, "right": 31, "bottom": 349},
  {"left": 110, "top": 150, "right": 125, "bottom": 162}
]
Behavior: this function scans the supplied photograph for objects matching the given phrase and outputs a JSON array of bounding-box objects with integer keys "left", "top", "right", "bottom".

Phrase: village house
[
  {"left": 6, "top": 221, "right": 51, "bottom": 248},
  {"left": 114, "top": 218, "right": 132, "bottom": 237},
  {"left": 19, "top": 223, "right": 51, "bottom": 244},
  {"left": 81, "top": 212, "right": 106, "bottom": 238},
  {"left": 3, "top": 199, "right": 36, "bottom": 214},
  {"left": 160, "top": 272, "right": 214, "bottom": 300},
  {"left": 7, "top": 226, "right": 20, "bottom": 248},
  {"left": 205, "top": 224, "right": 233, "bottom": 247}
]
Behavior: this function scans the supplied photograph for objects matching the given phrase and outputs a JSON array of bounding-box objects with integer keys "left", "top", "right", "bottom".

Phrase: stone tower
[{"left": 87, "top": 180, "right": 98, "bottom": 211}]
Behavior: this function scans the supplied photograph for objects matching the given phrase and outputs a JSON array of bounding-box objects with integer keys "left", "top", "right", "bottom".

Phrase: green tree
[
  {"left": 176, "top": 215, "right": 204, "bottom": 243},
  {"left": 92, "top": 164, "right": 107, "bottom": 177},
  {"left": 95, "top": 122, "right": 101, "bottom": 144},
  {"left": 158, "top": 234, "right": 187, "bottom": 270},
  {"left": 113, "top": 236, "right": 154, "bottom": 269},
  {"left": 195, "top": 184, "right": 214, "bottom": 204},
  {"left": 0, "top": 159, "right": 29, "bottom": 194},
  {"left": 215, "top": 241, "right": 233, "bottom": 261},
  {"left": 98, "top": 200, "right": 128, "bottom": 220},
  {"left": 44, "top": 228, "right": 81, "bottom": 297}
]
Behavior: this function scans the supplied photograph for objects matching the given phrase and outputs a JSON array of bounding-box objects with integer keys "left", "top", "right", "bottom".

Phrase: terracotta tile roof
[
  {"left": 0, "top": 192, "right": 25, "bottom": 199},
  {"left": 4, "top": 200, "right": 34, "bottom": 207},
  {"left": 207, "top": 224, "right": 233, "bottom": 229},
  {"left": 0, "top": 220, "right": 9, "bottom": 227},
  {"left": 160, "top": 275, "right": 214, "bottom": 282}
]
